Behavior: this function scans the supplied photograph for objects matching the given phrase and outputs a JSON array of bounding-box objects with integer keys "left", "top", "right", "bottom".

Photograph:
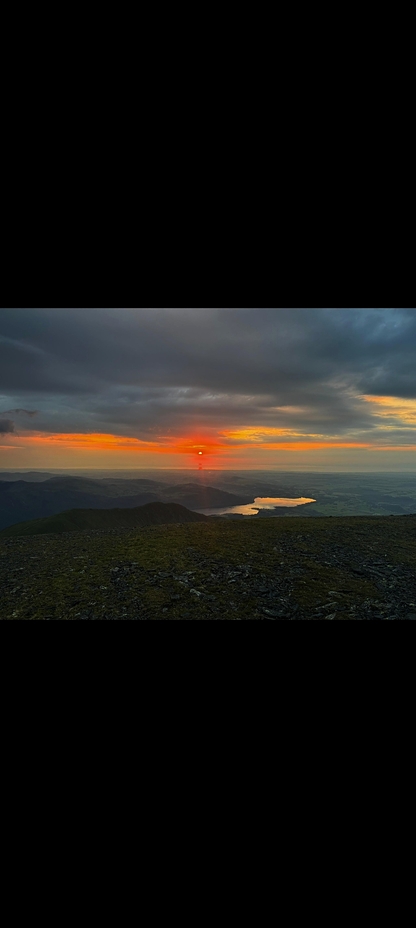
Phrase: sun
[{"left": 198, "top": 451, "right": 203, "bottom": 455}]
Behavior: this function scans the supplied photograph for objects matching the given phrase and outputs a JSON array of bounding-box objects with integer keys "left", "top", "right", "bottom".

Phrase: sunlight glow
[
  {"left": 4, "top": 409, "right": 416, "bottom": 471},
  {"left": 361, "top": 395, "right": 416, "bottom": 424}
]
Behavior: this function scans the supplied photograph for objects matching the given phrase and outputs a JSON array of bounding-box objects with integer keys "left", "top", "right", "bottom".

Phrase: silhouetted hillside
[
  {"left": 0, "top": 472, "right": 57, "bottom": 482},
  {"left": 0, "top": 475, "right": 250, "bottom": 530},
  {"left": 0, "top": 502, "right": 212, "bottom": 537}
]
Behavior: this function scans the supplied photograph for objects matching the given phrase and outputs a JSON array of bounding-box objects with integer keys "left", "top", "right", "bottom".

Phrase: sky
[{"left": 1, "top": 308, "right": 416, "bottom": 471}]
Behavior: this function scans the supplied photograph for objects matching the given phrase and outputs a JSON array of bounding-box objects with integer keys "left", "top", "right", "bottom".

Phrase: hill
[
  {"left": 1, "top": 514, "right": 416, "bottom": 620},
  {"left": 0, "top": 502, "right": 212, "bottom": 537},
  {"left": 0, "top": 475, "right": 251, "bottom": 530},
  {"left": 0, "top": 471, "right": 57, "bottom": 482}
]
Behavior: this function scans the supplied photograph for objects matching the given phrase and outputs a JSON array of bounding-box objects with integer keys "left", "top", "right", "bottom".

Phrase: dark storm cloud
[
  {"left": 0, "top": 309, "right": 415, "bottom": 440},
  {"left": 1, "top": 408, "right": 37, "bottom": 416},
  {"left": 0, "top": 419, "right": 15, "bottom": 434}
]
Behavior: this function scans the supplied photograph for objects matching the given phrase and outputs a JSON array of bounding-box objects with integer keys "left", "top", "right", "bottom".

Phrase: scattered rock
[{"left": 2, "top": 517, "right": 416, "bottom": 620}]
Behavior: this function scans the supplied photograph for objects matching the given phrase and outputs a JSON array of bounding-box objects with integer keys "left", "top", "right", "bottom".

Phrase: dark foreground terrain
[{"left": 1, "top": 515, "right": 415, "bottom": 620}]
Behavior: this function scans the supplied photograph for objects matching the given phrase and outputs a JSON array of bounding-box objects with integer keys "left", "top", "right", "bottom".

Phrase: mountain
[
  {"left": 0, "top": 502, "right": 213, "bottom": 537},
  {"left": 0, "top": 476, "right": 250, "bottom": 530},
  {"left": 0, "top": 471, "right": 58, "bottom": 481}
]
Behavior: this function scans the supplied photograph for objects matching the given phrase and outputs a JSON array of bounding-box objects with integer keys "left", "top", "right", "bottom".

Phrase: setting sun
[{"left": 2, "top": 309, "right": 416, "bottom": 624}]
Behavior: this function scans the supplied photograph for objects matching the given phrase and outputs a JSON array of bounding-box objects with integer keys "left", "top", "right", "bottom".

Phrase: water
[{"left": 195, "top": 496, "right": 316, "bottom": 516}]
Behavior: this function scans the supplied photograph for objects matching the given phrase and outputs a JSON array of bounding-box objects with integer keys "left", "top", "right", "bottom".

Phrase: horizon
[{"left": 2, "top": 466, "right": 416, "bottom": 473}]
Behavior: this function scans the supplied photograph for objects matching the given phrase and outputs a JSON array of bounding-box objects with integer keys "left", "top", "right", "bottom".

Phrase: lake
[{"left": 194, "top": 497, "right": 316, "bottom": 516}]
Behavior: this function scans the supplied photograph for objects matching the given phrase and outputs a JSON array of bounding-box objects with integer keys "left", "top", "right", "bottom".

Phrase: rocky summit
[{"left": 1, "top": 514, "right": 415, "bottom": 620}]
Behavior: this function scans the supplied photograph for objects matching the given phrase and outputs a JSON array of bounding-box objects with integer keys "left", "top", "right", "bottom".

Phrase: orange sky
[
  {"left": 2, "top": 309, "right": 416, "bottom": 472},
  {"left": 2, "top": 397, "right": 416, "bottom": 470}
]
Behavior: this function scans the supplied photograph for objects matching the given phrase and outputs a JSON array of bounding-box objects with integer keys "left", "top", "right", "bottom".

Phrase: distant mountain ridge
[
  {"left": 0, "top": 475, "right": 251, "bottom": 531},
  {"left": 0, "top": 472, "right": 58, "bottom": 482}
]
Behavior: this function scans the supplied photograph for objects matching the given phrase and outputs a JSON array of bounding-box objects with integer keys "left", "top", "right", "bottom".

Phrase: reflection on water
[{"left": 195, "top": 497, "right": 316, "bottom": 516}]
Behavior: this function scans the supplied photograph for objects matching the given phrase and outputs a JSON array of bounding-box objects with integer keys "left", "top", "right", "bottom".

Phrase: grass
[{"left": 1, "top": 515, "right": 415, "bottom": 620}]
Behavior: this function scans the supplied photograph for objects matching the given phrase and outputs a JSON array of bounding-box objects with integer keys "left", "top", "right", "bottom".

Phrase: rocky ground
[{"left": 0, "top": 515, "right": 415, "bottom": 619}]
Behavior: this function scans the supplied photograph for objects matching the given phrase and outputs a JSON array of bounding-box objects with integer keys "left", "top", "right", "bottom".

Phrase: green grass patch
[{"left": 1, "top": 515, "right": 415, "bottom": 620}]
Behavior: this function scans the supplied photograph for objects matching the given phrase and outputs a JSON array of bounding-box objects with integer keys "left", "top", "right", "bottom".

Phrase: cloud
[
  {"left": 0, "top": 309, "right": 415, "bottom": 454},
  {"left": 1, "top": 408, "right": 37, "bottom": 416},
  {"left": 0, "top": 419, "right": 15, "bottom": 434}
]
